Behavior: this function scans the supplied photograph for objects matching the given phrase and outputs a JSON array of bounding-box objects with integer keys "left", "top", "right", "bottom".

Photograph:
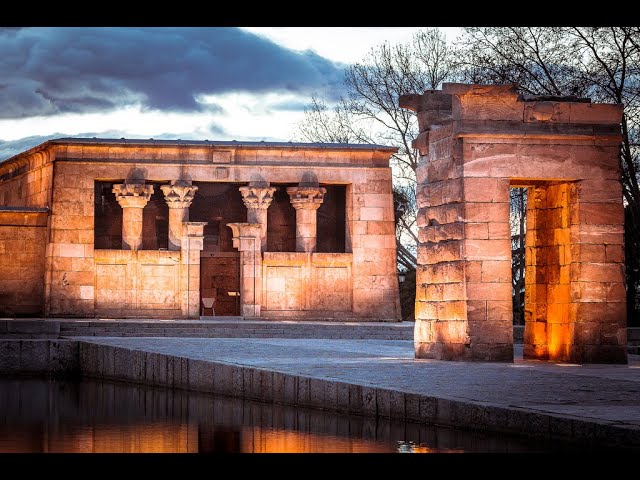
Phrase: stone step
[{"left": 3, "top": 320, "right": 639, "bottom": 354}]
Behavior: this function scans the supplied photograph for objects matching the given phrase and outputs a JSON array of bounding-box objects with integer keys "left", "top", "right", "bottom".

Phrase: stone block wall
[
  {"left": 348, "top": 169, "right": 401, "bottom": 321},
  {"left": 0, "top": 150, "right": 53, "bottom": 207},
  {"left": 0, "top": 147, "right": 54, "bottom": 317},
  {"left": 0, "top": 211, "right": 48, "bottom": 316},
  {"left": 94, "top": 250, "right": 182, "bottom": 318},
  {"left": 261, "top": 252, "right": 352, "bottom": 318},
  {"left": 45, "top": 162, "right": 96, "bottom": 317},
  {"left": 524, "top": 183, "right": 573, "bottom": 360}
]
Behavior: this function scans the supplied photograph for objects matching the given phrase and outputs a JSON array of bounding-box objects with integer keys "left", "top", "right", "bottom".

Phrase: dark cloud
[
  {"left": 0, "top": 27, "right": 345, "bottom": 119},
  {"left": 207, "top": 123, "right": 226, "bottom": 137}
]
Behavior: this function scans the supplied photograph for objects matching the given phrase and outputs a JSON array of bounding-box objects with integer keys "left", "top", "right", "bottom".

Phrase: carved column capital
[
  {"left": 286, "top": 186, "right": 326, "bottom": 210},
  {"left": 239, "top": 186, "right": 276, "bottom": 210},
  {"left": 112, "top": 183, "right": 154, "bottom": 209},
  {"left": 161, "top": 182, "right": 198, "bottom": 209}
]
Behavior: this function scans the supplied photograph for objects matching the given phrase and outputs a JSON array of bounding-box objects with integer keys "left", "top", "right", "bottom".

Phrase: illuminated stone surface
[
  {"left": 239, "top": 185, "right": 276, "bottom": 252},
  {"left": 287, "top": 186, "right": 326, "bottom": 253},
  {"left": 160, "top": 181, "right": 198, "bottom": 251},
  {"left": 112, "top": 183, "right": 154, "bottom": 251},
  {"left": 0, "top": 139, "right": 400, "bottom": 321},
  {"left": 401, "top": 83, "right": 627, "bottom": 363}
]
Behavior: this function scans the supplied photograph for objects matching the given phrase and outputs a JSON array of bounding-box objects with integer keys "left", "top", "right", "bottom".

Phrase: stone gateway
[{"left": 401, "top": 83, "right": 627, "bottom": 364}]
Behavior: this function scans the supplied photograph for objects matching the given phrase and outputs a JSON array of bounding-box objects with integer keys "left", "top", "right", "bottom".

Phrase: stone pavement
[{"left": 73, "top": 336, "right": 640, "bottom": 450}]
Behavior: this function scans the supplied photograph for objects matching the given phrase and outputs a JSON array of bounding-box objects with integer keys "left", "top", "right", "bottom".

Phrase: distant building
[{"left": 0, "top": 138, "right": 401, "bottom": 321}]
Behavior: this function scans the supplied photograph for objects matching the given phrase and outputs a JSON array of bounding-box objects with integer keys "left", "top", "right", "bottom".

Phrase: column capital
[
  {"left": 113, "top": 183, "right": 154, "bottom": 209},
  {"left": 286, "top": 186, "right": 326, "bottom": 210},
  {"left": 161, "top": 182, "right": 198, "bottom": 209},
  {"left": 239, "top": 186, "right": 276, "bottom": 210},
  {"left": 181, "top": 221, "right": 207, "bottom": 253}
]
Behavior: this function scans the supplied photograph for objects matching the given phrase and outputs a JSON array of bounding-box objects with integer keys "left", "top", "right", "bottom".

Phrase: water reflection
[{"left": 0, "top": 376, "right": 558, "bottom": 453}]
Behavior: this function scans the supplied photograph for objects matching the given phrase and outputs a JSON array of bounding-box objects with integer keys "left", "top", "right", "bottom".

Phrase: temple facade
[{"left": 0, "top": 138, "right": 401, "bottom": 321}]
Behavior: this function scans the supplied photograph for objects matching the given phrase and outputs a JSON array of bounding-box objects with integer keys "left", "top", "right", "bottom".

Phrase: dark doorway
[{"left": 190, "top": 182, "right": 245, "bottom": 316}]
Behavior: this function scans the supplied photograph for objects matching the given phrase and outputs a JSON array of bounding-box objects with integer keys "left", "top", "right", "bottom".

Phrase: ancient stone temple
[
  {"left": 0, "top": 138, "right": 401, "bottom": 321},
  {"left": 401, "top": 83, "right": 627, "bottom": 364}
]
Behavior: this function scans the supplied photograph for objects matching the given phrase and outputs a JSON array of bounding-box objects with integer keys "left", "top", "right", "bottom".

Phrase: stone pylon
[{"left": 400, "top": 83, "right": 626, "bottom": 363}]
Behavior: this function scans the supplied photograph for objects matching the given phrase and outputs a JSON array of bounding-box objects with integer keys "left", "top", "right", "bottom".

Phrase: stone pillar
[
  {"left": 227, "top": 223, "right": 262, "bottom": 317},
  {"left": 286, "top": 186, "right": 326, "bottom": 252},
  {"left": 112, "top": 183, "right": 154, "bottom": 251},
  {"left": 160, "top": 181, "right": 198, "bottom": 251},
  {"left": 180, "top": 221, "right": 207, "bottom": 318},
  {"left": 239, "top": 185, "right": 276, "bottom": 251}
]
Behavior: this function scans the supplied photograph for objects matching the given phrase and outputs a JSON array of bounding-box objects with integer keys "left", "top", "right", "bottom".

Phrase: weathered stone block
[
  {"left": 335, "top": 382, "right": 349, "bottom": 413},
  {"left": 466, "top": 282, "right": 512, "bottom": 301},
  {"left": 463, "top": 178, "right": 509, "bottom": 203},
  {"left": 361, "top": 386, "right": 377, "bottom": 416},
  {"left": 417, "top": 240, "right": 462, "bottom": 264},
  {"left": 464, "top": 239, "right": 510, "bottom": 261},
  {"left": 416, "top": 261, "right": 464, "bottom": 285}
]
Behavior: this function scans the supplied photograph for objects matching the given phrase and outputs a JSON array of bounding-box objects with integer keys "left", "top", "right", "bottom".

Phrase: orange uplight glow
[
  {"left": 523, "top": 183, "right": 574, "bottom": 362},
  {"left": 240, "top": 428, "right": 392, "bottom": 453}
]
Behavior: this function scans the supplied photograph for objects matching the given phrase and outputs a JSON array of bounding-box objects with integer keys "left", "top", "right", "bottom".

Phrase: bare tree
[
  {"left": 344, "top": 28, "right": 454, "bottom": 183},
  {"left": 295, "top": 28, "right": 457, "bottom": 320},
  {"left": 296, "top": 96, "right": 372, "bottom": 144},
  {"left": 510, "top": 188, "right": 527, "bottom": 325},
  {"left": 458, "top": 26, "right": 640, "bottom": 325}
]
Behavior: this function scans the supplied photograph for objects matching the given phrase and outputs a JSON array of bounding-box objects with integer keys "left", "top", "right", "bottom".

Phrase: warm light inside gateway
[{"left": 520, "top": 182, "right": 574, "bottom": 362}]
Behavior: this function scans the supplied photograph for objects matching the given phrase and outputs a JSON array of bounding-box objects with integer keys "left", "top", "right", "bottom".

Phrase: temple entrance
[
  {"left": 190, "top": 182, "right": 246, "bottom": 317},
  {"left": 200, "top": 254, "right": 240, "bottom": 316}
]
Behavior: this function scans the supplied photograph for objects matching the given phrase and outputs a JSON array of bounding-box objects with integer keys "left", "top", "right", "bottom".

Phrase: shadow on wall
[{"left": 399, "top": 269, "right": 416, "bottom": 321}]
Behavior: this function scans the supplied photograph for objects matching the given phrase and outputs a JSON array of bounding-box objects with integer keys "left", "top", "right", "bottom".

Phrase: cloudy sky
[{"left": 0, "top": 27, "right": 460, "bottom": 161}]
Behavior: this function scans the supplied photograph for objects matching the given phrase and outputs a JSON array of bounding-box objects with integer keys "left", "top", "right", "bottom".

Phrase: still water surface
[{"left": 0, "top": 376, "right": 581, "bottom": 453}]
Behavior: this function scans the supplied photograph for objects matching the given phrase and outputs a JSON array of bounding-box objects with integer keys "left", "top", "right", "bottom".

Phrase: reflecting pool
[{"left": 0, "top": 376, "right": 583, "bottom": 453}]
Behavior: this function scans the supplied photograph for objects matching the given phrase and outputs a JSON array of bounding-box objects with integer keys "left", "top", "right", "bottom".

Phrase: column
[
  {"left": 227, "top": 223, "right": 262, "bottom": 317},
  {"left": 112, "top": 183, "right": 154, "bottom": 251},
  {"left": 160, "top": 181, "right": 199, "bottom": 251},
  {"left": 239, "top": 185, "right": 276, "bottom": 251},
  {"left": 180, "top": 221, "right": 207, "bottom": 318},
  {"left": 286, "top": 186, "right": 326, "bottom": 252}
]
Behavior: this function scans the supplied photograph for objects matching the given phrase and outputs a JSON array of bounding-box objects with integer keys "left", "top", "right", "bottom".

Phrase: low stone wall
[
  {"left": 0, "top": 339, "right": 78, "bottom": 375},
  {"left": 261, "top": 252, "right": 353, "bottom": 318},
  {"left": 94, "top": 249, "right": 185, "bottom": 318}
]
